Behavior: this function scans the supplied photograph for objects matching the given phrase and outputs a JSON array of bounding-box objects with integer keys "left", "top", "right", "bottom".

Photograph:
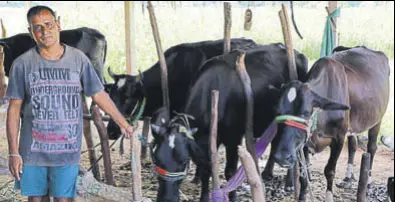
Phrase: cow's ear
[
  {"left": 108, "top": 67, "right": 116, "bottom": 80},
  {"left": 187, "top": 139, "right": 207, "bottom": 169},
  {"left": 151, "top": 124, "right": 167, "bottom": 139},
  {"left": 311, "top": 91, "right": 350, "bottom": 111}
]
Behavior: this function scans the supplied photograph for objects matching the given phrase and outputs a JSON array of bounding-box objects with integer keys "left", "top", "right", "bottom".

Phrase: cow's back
[
  {"left": 184, "top": 43, "right": 308, "bottom": 139},
  {"left": 333, "top": 46, "right": 390, "bottom": 132}
]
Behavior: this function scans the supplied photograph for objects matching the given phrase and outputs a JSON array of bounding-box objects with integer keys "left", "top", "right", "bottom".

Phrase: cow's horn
[{"left": 108, "top": 66, "right": 116, "bottom": 79}]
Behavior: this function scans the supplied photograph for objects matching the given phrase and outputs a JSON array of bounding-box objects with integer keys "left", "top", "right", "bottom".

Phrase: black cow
[
  {"left": 273, "top": 46, "right": 390, "bottom": 201},
  {"left": 151, "top": 43, "right": 309, "bottom": 202},
  {"left": 0, "top": 27, "right": 106, "bottom": 82},
  {"left": 105, "top": 38, "right": 258, "bottom": 139}
]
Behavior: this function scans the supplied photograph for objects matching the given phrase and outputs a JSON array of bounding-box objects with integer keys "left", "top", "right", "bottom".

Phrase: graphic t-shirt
[{"left": 5, "top": 44, "right": 104, "bottom": 166}]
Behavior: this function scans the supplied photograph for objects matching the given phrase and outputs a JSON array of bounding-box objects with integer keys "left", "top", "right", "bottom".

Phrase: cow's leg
[
  {"left": 324, "top": 136, "right": 345, "bottom": 202},
  {"left": 191, "top": 167, "right": 201, "bottom": 184},
  {"left": 262, "top": 134, "right": 281, "bottom": 180},
  {"left": 337, "top": 135, "right": 357, "bottom": 189},
  {"left": 224, "top": 143, "right": 240, "bottom": 202},
  {"left": 367, "top": 122, "right": 381, "bottom": 188},
  {"left": 285, "top": 166, "right": 295, "bottom": 192},
  {"left": 199, "top": 169, "right": 210, "bottom": 202}
]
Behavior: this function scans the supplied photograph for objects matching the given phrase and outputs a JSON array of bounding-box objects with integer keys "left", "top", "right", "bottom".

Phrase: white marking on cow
[
  {"left": 161, "top": 118, "right": 166, "bottom": 124},
  {"left": 169, "top": 135, "right": 175, "bottom": 149},
  {"left": 346, "top": 163, "right": 353, "bottom": 178},
  {"left": 287, "top": 87, "right": 297, "bottom": 102},
  {"left": 368, "top": 170, "right": 372, "bottom": 185},
  {"left": 117, "top": 78, "right": 126, "bottom": 89}
]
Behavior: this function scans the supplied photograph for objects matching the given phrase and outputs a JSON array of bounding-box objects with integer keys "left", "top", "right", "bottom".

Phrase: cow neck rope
[{"left": 211, "top": 120, "right": 278, "bottom": 202}]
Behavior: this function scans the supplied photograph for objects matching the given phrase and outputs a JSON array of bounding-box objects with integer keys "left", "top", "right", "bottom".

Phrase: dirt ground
[
  {"left": 1, "top": 119, "right": 392, "bottom": 202},
  {"left": 0, "top": 90, "right": 394, "bottom": 202}
]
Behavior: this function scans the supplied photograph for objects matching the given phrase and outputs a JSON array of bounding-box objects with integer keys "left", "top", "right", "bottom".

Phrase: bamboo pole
[
  {"left": 124, "top": 1, "right": 136, "bottom": 75},
  {"left": 223, "top": 2, "right": 232, "bottom": 54},
  {"left": 357, "top": 153, "right": 371, "bottom": 202},
  {"left": 147, "top": 1, "right": 170, "bottom": 113},
  {"left": 0, "top": 19, "right": 6, "bottom": 38},
  {"left": 238, "top": 146, "right": 265, "bottom": 202},
  {"left": 131, "top": 121, "right": 142, "bottom": 201},
  {"left": 91, "top": 105, "right": 114, "bottom": 186},
  {"left": 328, "top": 1, "right": 339, "bottom": 46},
  {"left": 279, "top": 4, "right": 298, "bottom": 80},
  {"left": 141, "top": 117, "right": 151, "bottom": 160},
  {"left": 210, "top": 90, "right": 220, "bottom": 190},
  {"left": 235, "top": 50, "right": 259, "bottom": 173},
  {"left": 82, "top": 98, "right": 101, "bottom": 180},
  {"left": 0, "top": 46, "right": 5, "bottom": 99}
]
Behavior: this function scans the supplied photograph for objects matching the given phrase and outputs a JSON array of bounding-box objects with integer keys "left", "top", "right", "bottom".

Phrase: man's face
[{"left": 28, "top": 10, "right": 60, "bottom": 48}]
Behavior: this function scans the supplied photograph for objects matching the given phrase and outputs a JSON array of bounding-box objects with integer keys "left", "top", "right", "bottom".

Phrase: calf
[{"left": 273, "top": 46, "right": 390, "bottom": 201}]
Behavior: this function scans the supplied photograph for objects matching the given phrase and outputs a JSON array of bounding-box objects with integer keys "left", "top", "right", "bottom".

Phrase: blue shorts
[{"left": 14, "top": 165, "right": 79, "bottom": 198}]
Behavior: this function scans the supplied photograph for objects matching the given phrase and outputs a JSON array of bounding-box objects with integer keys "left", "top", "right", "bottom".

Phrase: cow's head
[
  {"left": 150, "top": 107, "right": 204, "bottom": 202},
  {"left": 106, "top": 67, "right": 145, "bottom": 139},
  {"left": 273, "top": 80, "right": 350, "bottom": 167}
]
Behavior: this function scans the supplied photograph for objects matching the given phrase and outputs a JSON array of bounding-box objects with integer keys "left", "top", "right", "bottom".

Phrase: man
[{"left": 5, "top": 5, "right": 134, "bottom": 202}]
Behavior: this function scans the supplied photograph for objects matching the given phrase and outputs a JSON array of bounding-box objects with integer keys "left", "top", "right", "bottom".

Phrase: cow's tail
[{"left": 290, "top": 1, "right": 303, "bottom": 40}]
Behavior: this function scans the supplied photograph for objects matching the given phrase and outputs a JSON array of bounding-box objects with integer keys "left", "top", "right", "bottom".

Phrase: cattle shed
[{"left": 0, "top": 1, "right": 394, "bottom": 202}]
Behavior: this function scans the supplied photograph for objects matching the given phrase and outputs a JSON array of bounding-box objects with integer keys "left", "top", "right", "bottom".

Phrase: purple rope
[{"left": 211, "top": 121, "right": 278, "bottom": 202}]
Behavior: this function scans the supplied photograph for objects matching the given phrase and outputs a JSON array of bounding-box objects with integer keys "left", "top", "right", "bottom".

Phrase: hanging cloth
[{"left": 320, "top": 7, "right": 341, "bottom": 57}]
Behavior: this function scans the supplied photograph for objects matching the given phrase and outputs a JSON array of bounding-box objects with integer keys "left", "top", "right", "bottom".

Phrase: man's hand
[
  {"left": 121, "top": 124, "right": 135, "bottom": 139},
  {"left": 8, "top": 155, "right": 23, "bottom": 181}
]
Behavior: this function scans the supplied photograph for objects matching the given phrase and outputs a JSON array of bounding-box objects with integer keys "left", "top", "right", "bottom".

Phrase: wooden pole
[
  {"left": 328, "top": 1, "right": 339, "bottom": 46},
  {"left": 0, "top": 46, "right": 5, "bottom": 100},
  {"left": 141, "top": 117, "right": 151, "bottom": 160},
  {"left": 238, "top": 146, "right": 265, "bottom": 202},
  {"left": 279, "top": 4, "right": 298, "bottom": 80},
  {"left": 0, "top": 19, "right": 6, "bottom": 38},
  {"left": 235, "top": 50, "right": 259, "bottom": 173},
  {"left": 210, "top": 90, "right": 220, "bottom": 190},
  {"left": 223, "top": 2, "right": 232, "bottom": 54},
  {"left": 357, "top": 153, "right": 371, "bottom": 202},
  {"left": 82, "top": 99, "right": 101, "bottom": 181},
  {"left": 91, "top": 105, "right": 114, "bottom": 186},
  {"left": 124, "top": 1, "right": 136, "bottom": 75},
  {"left": 147, "top": 1, "right": 170, "bottom": 113},
  {"left": 131, "top": 121, "right": 142, "bottom": 201}
]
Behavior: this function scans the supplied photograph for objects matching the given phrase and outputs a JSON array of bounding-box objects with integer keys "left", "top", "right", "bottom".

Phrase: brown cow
[{"left": 273, "top": 46, "right": 390, "bottom": 201}]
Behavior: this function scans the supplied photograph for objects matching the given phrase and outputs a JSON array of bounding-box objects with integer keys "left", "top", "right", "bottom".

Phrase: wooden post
[
  {"left": 91, "top": 105, "right": 114, "bottom": 186},
  {"left": 223, "top": 2, "right": 232, "bottom": 54},
  {"left": 210, "top": 90, "right": 220, "bottom": 190},
  {"left": 328, "top": 1, "right": 338, "bottom": 46},
  {"left": 147, "top": 1, "right": 170, "bottom": 113},
  {"left": 124, "top": 1, "right": 136, "bottom": 75},
  {"left": 1, "top": 19, "right": 6, "bottom": 38},
  {"left": 0, "top": 46, "right": 5, "bottom": 100},
  {"left": 279, "top": 4, "right": 298, "bottom": 80},
  {"left": 235, "top": 50, "right": 259, "bottom": 174},
  {"left": 82, "top": 99, "right": 101, "bottom": 181},
  {"left": 238, "top": 146, "right": 265, "bottom": 202},
  {"left": 141, "top": 117, "right": 151, "bottom": 160},
  {"left": 357, "top": 153, "right": 371, "bottom": 202},
  {"left": 131, "top": 121, "right": 142, "bottom": 201}
]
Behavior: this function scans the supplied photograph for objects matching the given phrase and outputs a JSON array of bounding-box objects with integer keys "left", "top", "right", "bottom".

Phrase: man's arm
[
  {"left": 91, "top": 90, "right": 134, "bottom": 138},
  {"left": 6, "top": 99, "right": 23, "bottom": 180}
]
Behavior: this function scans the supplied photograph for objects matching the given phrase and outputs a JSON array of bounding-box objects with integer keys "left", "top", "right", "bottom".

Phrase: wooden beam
[
  {"left": 124, "top": 1, "right": 136, "bottom": 75},
  {"left": 328, "top": 1, "right": 339, "bottom": 46},
  {"left": 210, "top": 90, "right": 220, "bottom": 190}
]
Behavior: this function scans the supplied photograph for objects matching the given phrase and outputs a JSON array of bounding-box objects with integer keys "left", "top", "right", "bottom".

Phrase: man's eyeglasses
[{"left": 31, "top": 21, "right": 56, "bottom": 33}]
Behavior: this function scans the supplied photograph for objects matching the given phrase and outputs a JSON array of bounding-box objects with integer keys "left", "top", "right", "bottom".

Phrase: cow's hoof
[
  {"left": 285, "top": 186, "right": 295, "bottom": 193},
  {"left": 261, "top": 171, "right": 274, "bottom": 180},
  {"left": 325, "top": 191, "right": 333, "bottom": 202},
  {"left": 336, "top": 176, "right": 356, "bottom": 189}
]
